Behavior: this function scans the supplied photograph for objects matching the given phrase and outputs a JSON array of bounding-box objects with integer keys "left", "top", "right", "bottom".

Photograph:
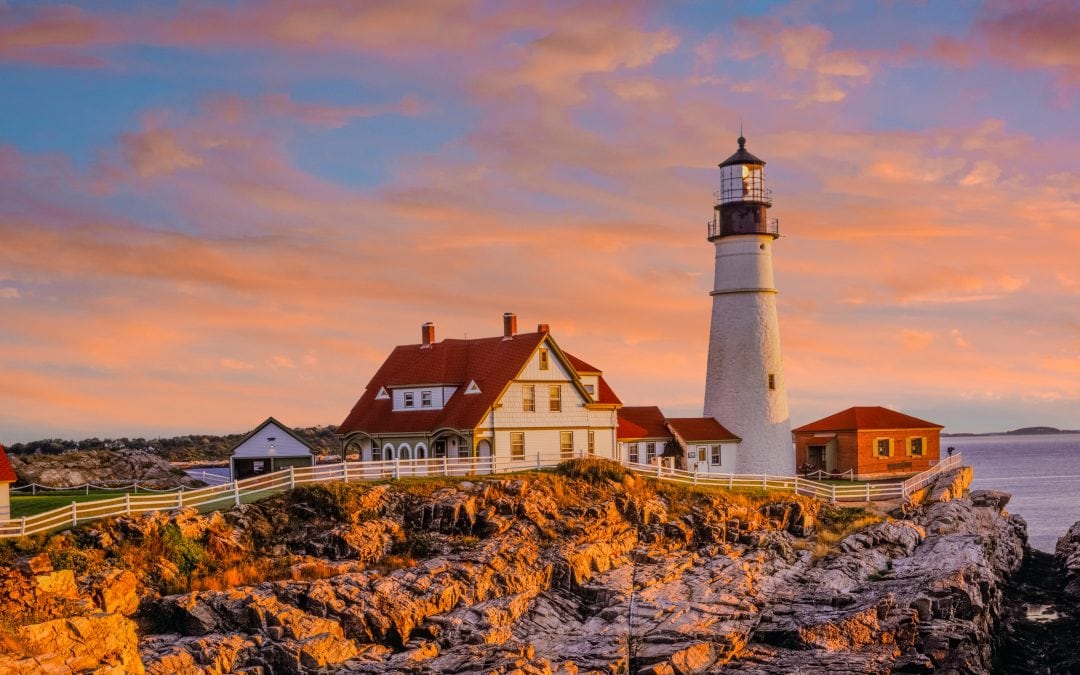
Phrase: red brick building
[{"left": 792, "top": 406, "right": 943, "bottom": 480}]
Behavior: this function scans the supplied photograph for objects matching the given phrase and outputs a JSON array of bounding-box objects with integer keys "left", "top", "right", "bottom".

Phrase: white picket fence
[{"left": 0, "top": 452, "right": 964, "bottom": 538}]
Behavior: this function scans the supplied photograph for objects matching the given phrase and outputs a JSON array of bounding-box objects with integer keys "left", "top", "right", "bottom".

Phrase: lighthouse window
[{"left": 768, "top": 374, "right": 776, "bottom": 390}]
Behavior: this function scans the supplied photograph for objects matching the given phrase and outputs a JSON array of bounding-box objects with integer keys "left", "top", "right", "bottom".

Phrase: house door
[
  {"left": 808, "top": 445, "right": 826, "bottom": 472},
  {"left": 695, "top": 446, "right": 710, "bottom": 473},
  {"left": 434, "top": 440, "right": 447, "bottom": 458}
]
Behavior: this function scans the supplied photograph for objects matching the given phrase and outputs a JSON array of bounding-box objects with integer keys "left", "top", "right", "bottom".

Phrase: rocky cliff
[
  {"left": 9, "top": 448, "right": 202, "bottom": 488},
  {"left": 0, "top": 459, "right": 1029, "bottom": 674}
]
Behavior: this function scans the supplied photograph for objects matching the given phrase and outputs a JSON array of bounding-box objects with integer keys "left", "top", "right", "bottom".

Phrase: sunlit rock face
[{"left": 0, "top": 462, "right": 1028, "bottom": 673}]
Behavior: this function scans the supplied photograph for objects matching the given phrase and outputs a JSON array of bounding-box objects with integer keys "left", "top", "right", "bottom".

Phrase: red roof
[
  {"left": 565, "top": 353, "right": 600, "bottom": 374},
  {"left": 0, "top": 444, "right": 16, "bottom": 483},
  {"left": 793, "top": 406, "right": 943, "bottom": 433},
  {"left": 593, "top": 375, "right": 622, "bottom": 406},
  {"left": 618, "top": 406, "right": 670, "bottom": 440},
  {"left": 667, "top": 418, "right": 740, "bottom": 443},
  {"left": 338, "top": 331, "right": 619, "bottom": 436}
]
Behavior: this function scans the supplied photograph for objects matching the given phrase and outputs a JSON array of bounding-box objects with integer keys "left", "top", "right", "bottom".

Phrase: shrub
[
  {"left": 811, "top": 505, "right": 886, "bottom": 560},
  {"left": 554, "top": 458, "right": 630, "bottom": 484}
]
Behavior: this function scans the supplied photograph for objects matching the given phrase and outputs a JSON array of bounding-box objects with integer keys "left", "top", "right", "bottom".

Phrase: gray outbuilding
[{"left": 229, "top": 417, "right": 315, "bottom": 480}]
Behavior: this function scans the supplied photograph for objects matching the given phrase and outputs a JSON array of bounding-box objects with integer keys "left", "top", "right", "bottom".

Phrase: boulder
[{"left": 0, "top": 613, "right": 144, "bottom": 674}]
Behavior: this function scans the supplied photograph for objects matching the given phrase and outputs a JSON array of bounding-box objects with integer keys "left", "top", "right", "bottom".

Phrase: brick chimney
[
  {"left": 537, "top": 323, "right": 550, "bottom": 334},
  {"left": 503, "top": 312, "right": 517, "bottom": 340},
  {"left": 421, "top": 322, "right": 435, "bottom": 348}
]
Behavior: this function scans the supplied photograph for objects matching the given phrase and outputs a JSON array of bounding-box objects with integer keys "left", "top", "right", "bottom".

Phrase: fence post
[
  {"left": 85, "top": 484, "right": 89, "bottom": 495},
  {"left": 536, "top": 452, "right": 541, "bottom": 471},
  {"left": 134, "top": 483, "right": 138, "bottom": 494},
  {"left": 443, "top": 457, "right": 448, "bottom": 477},
  {"left": 831, "top": 484, "right": 837, "bottom": 505},
  {"left": 394, "top": 455, "right": 400, "bottom": 480},
  {"left": 125, "top": 493, "right": 131, "bottom": 515},
  {"left": 762, "top": 473, "right": 767, "bottom": 491},
  {"left": 728, "top": 475, "right": 733, "bottom": 490},
  {"left": 71, "top": 501, "right": 77, "bottom": 527},
  {"left": 693, "top": 470, "right": 698, "bottom": 486},
  {"left": 865, "top": 482, "right": 870, "bottom": 502},
  {"left": 233, "top": 480, "right": 241, "bottom": 507},
  {"left": 289, "top": 466, "right": 296, "bottom": 490},
  {"left": 20, "top": 516, "right": 27, "bottom": 536},
  {"left": 32, "top": 484, "right": 37, "bottom": 496}
]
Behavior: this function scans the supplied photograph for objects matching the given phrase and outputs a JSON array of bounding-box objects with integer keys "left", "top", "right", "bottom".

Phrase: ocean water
[{"left": 947, "top": 433, "right": 1080, "bottom": 552}]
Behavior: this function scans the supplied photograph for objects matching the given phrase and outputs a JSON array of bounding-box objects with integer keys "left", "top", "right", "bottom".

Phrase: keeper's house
[
  {"left": 0, "top": 444, "right": 14, "bottom": 519},
  {"left": 229, "top": 417, "right": 316, "bottom": 480},
  {"left": 792, "top": 406, "right": 943, "bottom": 480},
  {"left": 337, "top": 314, "right": 622, "bottom": 466}
]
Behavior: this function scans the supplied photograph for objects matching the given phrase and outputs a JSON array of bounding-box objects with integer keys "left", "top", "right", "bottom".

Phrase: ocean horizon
[{"left": 947, "top": 432, "right": 1080, "bottom": 552}]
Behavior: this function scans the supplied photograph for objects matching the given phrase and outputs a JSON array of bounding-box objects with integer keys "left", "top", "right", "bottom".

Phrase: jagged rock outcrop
[
  {"left": 1055, "top": 520, "right": 1080, "bottom": 601},
  {"left": 0, "top": 461, "right": 1031, "bottom": 674},
  {"left": 10, "top": 448, "right": 201, "bottom": 488}
]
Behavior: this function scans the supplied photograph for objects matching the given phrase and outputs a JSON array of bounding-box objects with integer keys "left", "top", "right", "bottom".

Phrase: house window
[
  {"left": 628, "top": 443, "right": 639, "bottom": 464},
  {"left": 711, "top": 445, "right": 722, "bottom": 466},
  {"left": 560, "top": 431, "right": 573, "bottom": 458},
  {"left": 421, "top": 390, "right": 432, "bottom": 407},
  {"left": 538, "top": 349, "right": 549, "bottom": 370},
  {"left": 511, "top": 432, "right": 525, "bottom": 459},
  {"left": 549, "top": 384, "right": 561, "bottom": 412},
  {"left": 403, "top": 392, "right": 415, "bottom": 408},
  {"left": 909, "top": 437, "right": 925, "bottom": 457},
  {"left": 584, "top": 384, "right": 595, "bottom": 395},
  {"left": 372, "top": 443, "right": 382, "bottom": 462},
  {"left": 875, "top": 437, "right": 893, "bottom": 458},
  {"left": 768, "top": 374, "right": 776, "bottom": 390},
  {"left": 645, "top": 442, "right": 656, "bottom": 463},
  {"left": 523, "top": 385, "right": 535, "bottom": 412},
  {"left": 588, "top": 430, "right": 595, "bottom": 455},
  {"left": 253, "top": 460, "right": 265, "bottom": 473}
]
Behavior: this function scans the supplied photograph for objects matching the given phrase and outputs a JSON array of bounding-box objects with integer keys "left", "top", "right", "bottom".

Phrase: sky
[{"left": 0, "top": 0, "right": 1077, "bottom": 443}]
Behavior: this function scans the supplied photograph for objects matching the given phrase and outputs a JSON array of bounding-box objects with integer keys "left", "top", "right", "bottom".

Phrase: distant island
[{"left": 944, "top": 426, "right": 1080, "bottom": 437}]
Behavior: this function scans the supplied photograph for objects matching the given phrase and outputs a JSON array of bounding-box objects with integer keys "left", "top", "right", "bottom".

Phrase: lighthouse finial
[{"left": 738, "top": 119, "right": 745, "bottom": 148}]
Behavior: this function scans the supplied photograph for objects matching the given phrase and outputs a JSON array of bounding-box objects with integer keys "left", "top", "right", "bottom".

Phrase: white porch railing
[{"left": 0, "top": 452, "right": 963, "bottom": 538}]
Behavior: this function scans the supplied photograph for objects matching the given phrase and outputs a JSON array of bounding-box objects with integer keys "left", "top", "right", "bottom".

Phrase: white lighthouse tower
[{"left": 703, "top": 135, "right": 795, "bottom": 475}]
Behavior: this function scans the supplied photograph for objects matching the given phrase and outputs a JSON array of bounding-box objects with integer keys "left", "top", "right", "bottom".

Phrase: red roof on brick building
[
  {"left": 338, "top": 331, "right": 620, "bottom": 436},
  {"left": 667, "top": 418, "right": 740, "bottom": 443},
  {"left": 0, "top": 444, "right": 16, "bottom": 483},
  {"left": 793, "top": 406, "right": 943, "bottom": 433},
  {"left": 617, "top": 406, "right": 670, "bottom": 440}
]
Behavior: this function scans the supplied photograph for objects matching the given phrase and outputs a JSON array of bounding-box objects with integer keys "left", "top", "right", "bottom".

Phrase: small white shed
[
  {"left": 0, "top": 443, "right": 14, "bottom": 520},
  {"left": 229, "top": 417, "right": 315, "bottom": 480}
]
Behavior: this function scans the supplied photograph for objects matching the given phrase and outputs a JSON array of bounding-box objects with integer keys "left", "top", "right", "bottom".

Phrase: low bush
[
  {"left": 554, "top": 457, "right": 631, "bottom": 484},
  {"left": 811, "top": 505, "right": 886, "bottom": 560}
]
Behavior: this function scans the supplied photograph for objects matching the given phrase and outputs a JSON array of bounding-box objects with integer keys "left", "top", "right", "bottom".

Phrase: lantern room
[{"left": 708, "top": 136, "right": 779, "bottom": 240}]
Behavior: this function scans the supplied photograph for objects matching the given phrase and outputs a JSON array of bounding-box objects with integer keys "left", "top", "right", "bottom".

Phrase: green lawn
[{"left": 9, "top": 490, "right": 136, "bottom": 518}]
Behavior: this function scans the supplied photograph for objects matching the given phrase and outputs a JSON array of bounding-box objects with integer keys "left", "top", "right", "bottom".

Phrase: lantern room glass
[{"left": 718, "top": 163, "right": 767, "bottom": 204}]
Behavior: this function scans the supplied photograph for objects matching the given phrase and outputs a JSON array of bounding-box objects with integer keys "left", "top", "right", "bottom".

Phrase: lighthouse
[{"left": 703, "top": 135, "right": 795, "bottom": 475}]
